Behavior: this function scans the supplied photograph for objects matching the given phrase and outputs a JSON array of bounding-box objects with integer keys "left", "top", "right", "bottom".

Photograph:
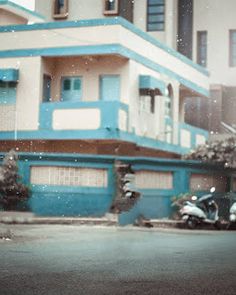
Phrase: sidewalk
[{"left": 0, "top": 211, "right": 184, "bottom": 228}]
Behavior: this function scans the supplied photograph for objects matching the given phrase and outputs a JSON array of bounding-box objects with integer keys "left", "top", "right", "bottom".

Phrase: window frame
[
  {"left": 229, "top": 30, "right": 236, "bottom": 67},
  {"left": 147, "top": 0, "right": 165, "bottom": 32},
  {"left": 103, "top": 0, "right": 119, "bottom": 15},
  {"left": 197, "top": 31, "right": 207, "bottom": 67},
  {"left": 53, "top": 0, "right": 69, "bottom": 20}
]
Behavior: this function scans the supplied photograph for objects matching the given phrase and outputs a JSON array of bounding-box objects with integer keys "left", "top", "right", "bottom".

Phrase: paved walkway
[{"left": 0, "top": 211, "right": 185, "bottom": 228}]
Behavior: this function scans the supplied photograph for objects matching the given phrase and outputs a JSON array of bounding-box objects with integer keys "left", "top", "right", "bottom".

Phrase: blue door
[
  {"left": 61, "top": 76, "right": 82, "bottom": 102},
  {"left": 43, "top": 74, "right": 51, "bottom": 102},
  {"left": 100, "top": 75, "right": 120, "bottom": 101}
]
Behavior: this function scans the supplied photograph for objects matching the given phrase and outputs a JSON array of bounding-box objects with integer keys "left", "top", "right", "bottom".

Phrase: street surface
[{"left": 0, "top": 224, "right": 236, "bottom": 295}]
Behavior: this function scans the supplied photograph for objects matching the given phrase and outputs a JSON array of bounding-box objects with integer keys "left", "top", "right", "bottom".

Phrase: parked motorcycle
[
  {"left": 229, "top": 202, "right": 236, "bottom": 225},
  {"left": 180, "top": 187, "right": 222, "bottom": 229}
]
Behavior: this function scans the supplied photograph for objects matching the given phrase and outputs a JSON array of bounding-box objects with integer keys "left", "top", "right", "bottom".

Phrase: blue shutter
[
  {"left": 0, "top": 81, "right": 16, "bottom": 104},
  {"left": 61, "top": 77, "right": 82, "bottom": 102}
]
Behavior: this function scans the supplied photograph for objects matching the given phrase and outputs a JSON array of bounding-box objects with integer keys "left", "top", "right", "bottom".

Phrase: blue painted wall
[{"left": 1, "top": 152, "right": 234, "bottom": 224}]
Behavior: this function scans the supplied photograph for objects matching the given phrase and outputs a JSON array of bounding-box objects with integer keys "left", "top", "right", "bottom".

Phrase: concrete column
[
  {"left": 165, "top": 0, "right": 178, "bottom": 50},
  {"left": 172, "top": 81, "right": 180, "bottom": 145}
]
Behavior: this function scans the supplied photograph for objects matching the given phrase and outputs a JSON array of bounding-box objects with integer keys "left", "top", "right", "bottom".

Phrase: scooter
[
  {"left": 179, "top": 187, "right": 222, "bottom": 229},
  {"left": 229, "top": 202, "right": 236, "bottom": 225}
]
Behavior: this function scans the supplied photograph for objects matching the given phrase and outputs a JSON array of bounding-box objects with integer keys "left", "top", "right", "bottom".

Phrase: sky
[{"left": 11, "top": 0, "right": 35, "bottom": 11}]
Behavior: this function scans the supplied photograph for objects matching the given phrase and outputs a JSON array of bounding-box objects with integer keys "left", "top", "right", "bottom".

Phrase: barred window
[
  {"left": 30, "top": 166, "right": 108, "bottom": 187},
  {"left": 197, "top": 31, "right": 207, "bottom": 67},
  {"left": 135, "top": 170, "right": 173, "bottom": 189},
  {"left": 190, "top": 174, "right": 227, "bottom": 192},
  {"left": 147, "top": 0, "right": 165, "bottom": 31}
]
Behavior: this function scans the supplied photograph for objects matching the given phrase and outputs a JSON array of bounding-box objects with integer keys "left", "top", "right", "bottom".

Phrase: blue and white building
[{"left": 0, "top": 0, "right": 233, "bottom": 222}]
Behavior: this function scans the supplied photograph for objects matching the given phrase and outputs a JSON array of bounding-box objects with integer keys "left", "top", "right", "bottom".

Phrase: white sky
[{"left": 11, "top": 0, "right": 35, "bottom": 11}]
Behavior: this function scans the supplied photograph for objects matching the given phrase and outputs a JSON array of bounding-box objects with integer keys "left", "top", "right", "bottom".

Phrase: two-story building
[{"left": 0, "top": 0, "right": 234, "bottom": 223}]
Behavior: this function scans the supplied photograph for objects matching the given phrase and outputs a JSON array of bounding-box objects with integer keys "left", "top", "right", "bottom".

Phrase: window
[
  {"left": 61, "top": 76, "right": 82, "bottom": 102},
  {"left": 104, "top": 0, "right": 119, "bottom": 15},
  {"left": 147, "top": 0, "right": 165, "bottom": 31},
  {"left": 139, "top": 95, "right": 155, "bottom": 114},
  {"left": 135, "top": 170, "right": 173, "bottom": 189},
  {"left": 0, "top": 81, "right": 16, "bottom": 104},
  {"left": 165, "top": 84, "right": 173, "bottom": 117},
  {"left": 229, "top": 30, "right": 236, "bottom": 67},
  {"left": 43, "top": 74, "right": 52, "bottom": 102},
  {"left": 197, "top": 31, "right": 207, "bottom": 67},
  {"left": 190, "top": 174, "right": 227, "bottom": 192},
  {"left": 53, "top": 0, "right": 68, "bottom": 19},
  {"left": 30, "top": 166, "right": 108, "bottom": 187}
]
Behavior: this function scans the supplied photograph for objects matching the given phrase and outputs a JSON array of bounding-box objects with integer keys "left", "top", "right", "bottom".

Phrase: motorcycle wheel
[
  {"left": 214, "top": 219, "right": 222, "bottom": 230},
  {"left": 186, "top": 216, "right": 198, "bottom": 229}
]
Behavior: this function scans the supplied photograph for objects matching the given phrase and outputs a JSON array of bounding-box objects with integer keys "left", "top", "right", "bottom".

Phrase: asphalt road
[{"left": 0, "top": 224, "right": 236, "bottom": 295}]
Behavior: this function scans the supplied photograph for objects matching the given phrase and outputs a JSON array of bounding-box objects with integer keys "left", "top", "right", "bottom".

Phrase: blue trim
[
  {"left": 32, "top": 185, "right": 108, "bottom": 194},
  {"left": 39, "top": 100, "right": 128, "bottom": 131},
  {"left": 0, "top": 44, "right": 209, "bottom": 97},
  {"left": 0, "top": 151, "right": 233, "bottom": 171},
  {"left": 0, "top": 131, "right": 197, "bottom": 155},
  {"left": 0, "top": 17, "right": 208, "bottom": 76},
  {"left": 0, "top": 0, "right": 45, "bottom": 19},
  {"left": 0, "top": 68, "right": 18, "bottom": 81},
  {"left": 118, "top": 130, "right": 190, "bottom": 155},
  {"left": 0, "top": 117, "right": 208, "bottom": 156},
  {"left": 139, "top": 75, "right": 166, "bottom": 94}
]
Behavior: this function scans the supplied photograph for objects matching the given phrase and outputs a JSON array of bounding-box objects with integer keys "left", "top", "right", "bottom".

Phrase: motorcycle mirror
[
  {"left": 210, "top": 187, "right": 216, "bottom": 193},
  {"left": 191, "top": 196, "right": 198, "bottom": 201}
]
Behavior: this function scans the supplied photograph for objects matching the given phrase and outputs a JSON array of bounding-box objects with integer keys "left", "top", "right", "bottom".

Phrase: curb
[
  {"left": 0, "top": 212, "right": 231, "bottom": 230},
  {"left": 0, "top": 212, "right": 119, "bottom": 226},
  {"left": 0, "top": 212, "right": 183, "bottom": 228}
]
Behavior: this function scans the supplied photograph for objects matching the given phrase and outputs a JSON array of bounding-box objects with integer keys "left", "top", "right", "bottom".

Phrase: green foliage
[
  {"left": 184, "top": 136, "right": 236, "bottom": 168},
  {"left": 110, "top": 161, "right": 140, "bottom": 213},
  {"left": 0, "top": 150, "right": 30, "bottom": 211}
]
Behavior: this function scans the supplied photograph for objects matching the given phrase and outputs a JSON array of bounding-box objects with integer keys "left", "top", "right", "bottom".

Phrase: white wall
[
  {"left": 0, "top": 57, "right": 41, "bottom": 131},
  {"left": 11, "top": 0, "right": 35, "bottom": 11},
  {"left": 193, "top": 0, "right": 236, "bottom": 86},
  {"left": 43, "top": 55, "right": 129, "bottom": 103},
  {"left": 0, "top": 8, "right": 27, "bottom": 25},
  {"left": 133, "top": 0, "right": 177, "bottom": 48}
]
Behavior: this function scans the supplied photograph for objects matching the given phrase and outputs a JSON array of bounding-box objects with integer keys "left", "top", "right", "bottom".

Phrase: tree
[
  {"left": 110, "top": 161, "right": 141, "bottom": 213},
  {"left": 184, "top": 136, "right": 236, "bottom": 168},
  {"left": 0, "top": 150, "right": 30, "bottom": 211}
]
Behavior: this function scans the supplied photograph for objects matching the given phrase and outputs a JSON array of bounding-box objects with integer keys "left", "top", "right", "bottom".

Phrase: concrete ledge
[
  {"left": 0, "top": 211, "right": 118, "bottom": 226},
  {"left": 150, "top": 219, "right": 185, "bottom": 228},
  {"left": 0, "top": 211, "right": 35, "bottom": 224}
]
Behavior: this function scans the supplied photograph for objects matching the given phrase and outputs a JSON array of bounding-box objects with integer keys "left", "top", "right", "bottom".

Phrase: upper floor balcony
[{"left": 0, "top": 17, "right": 210, "bottom": 155}]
